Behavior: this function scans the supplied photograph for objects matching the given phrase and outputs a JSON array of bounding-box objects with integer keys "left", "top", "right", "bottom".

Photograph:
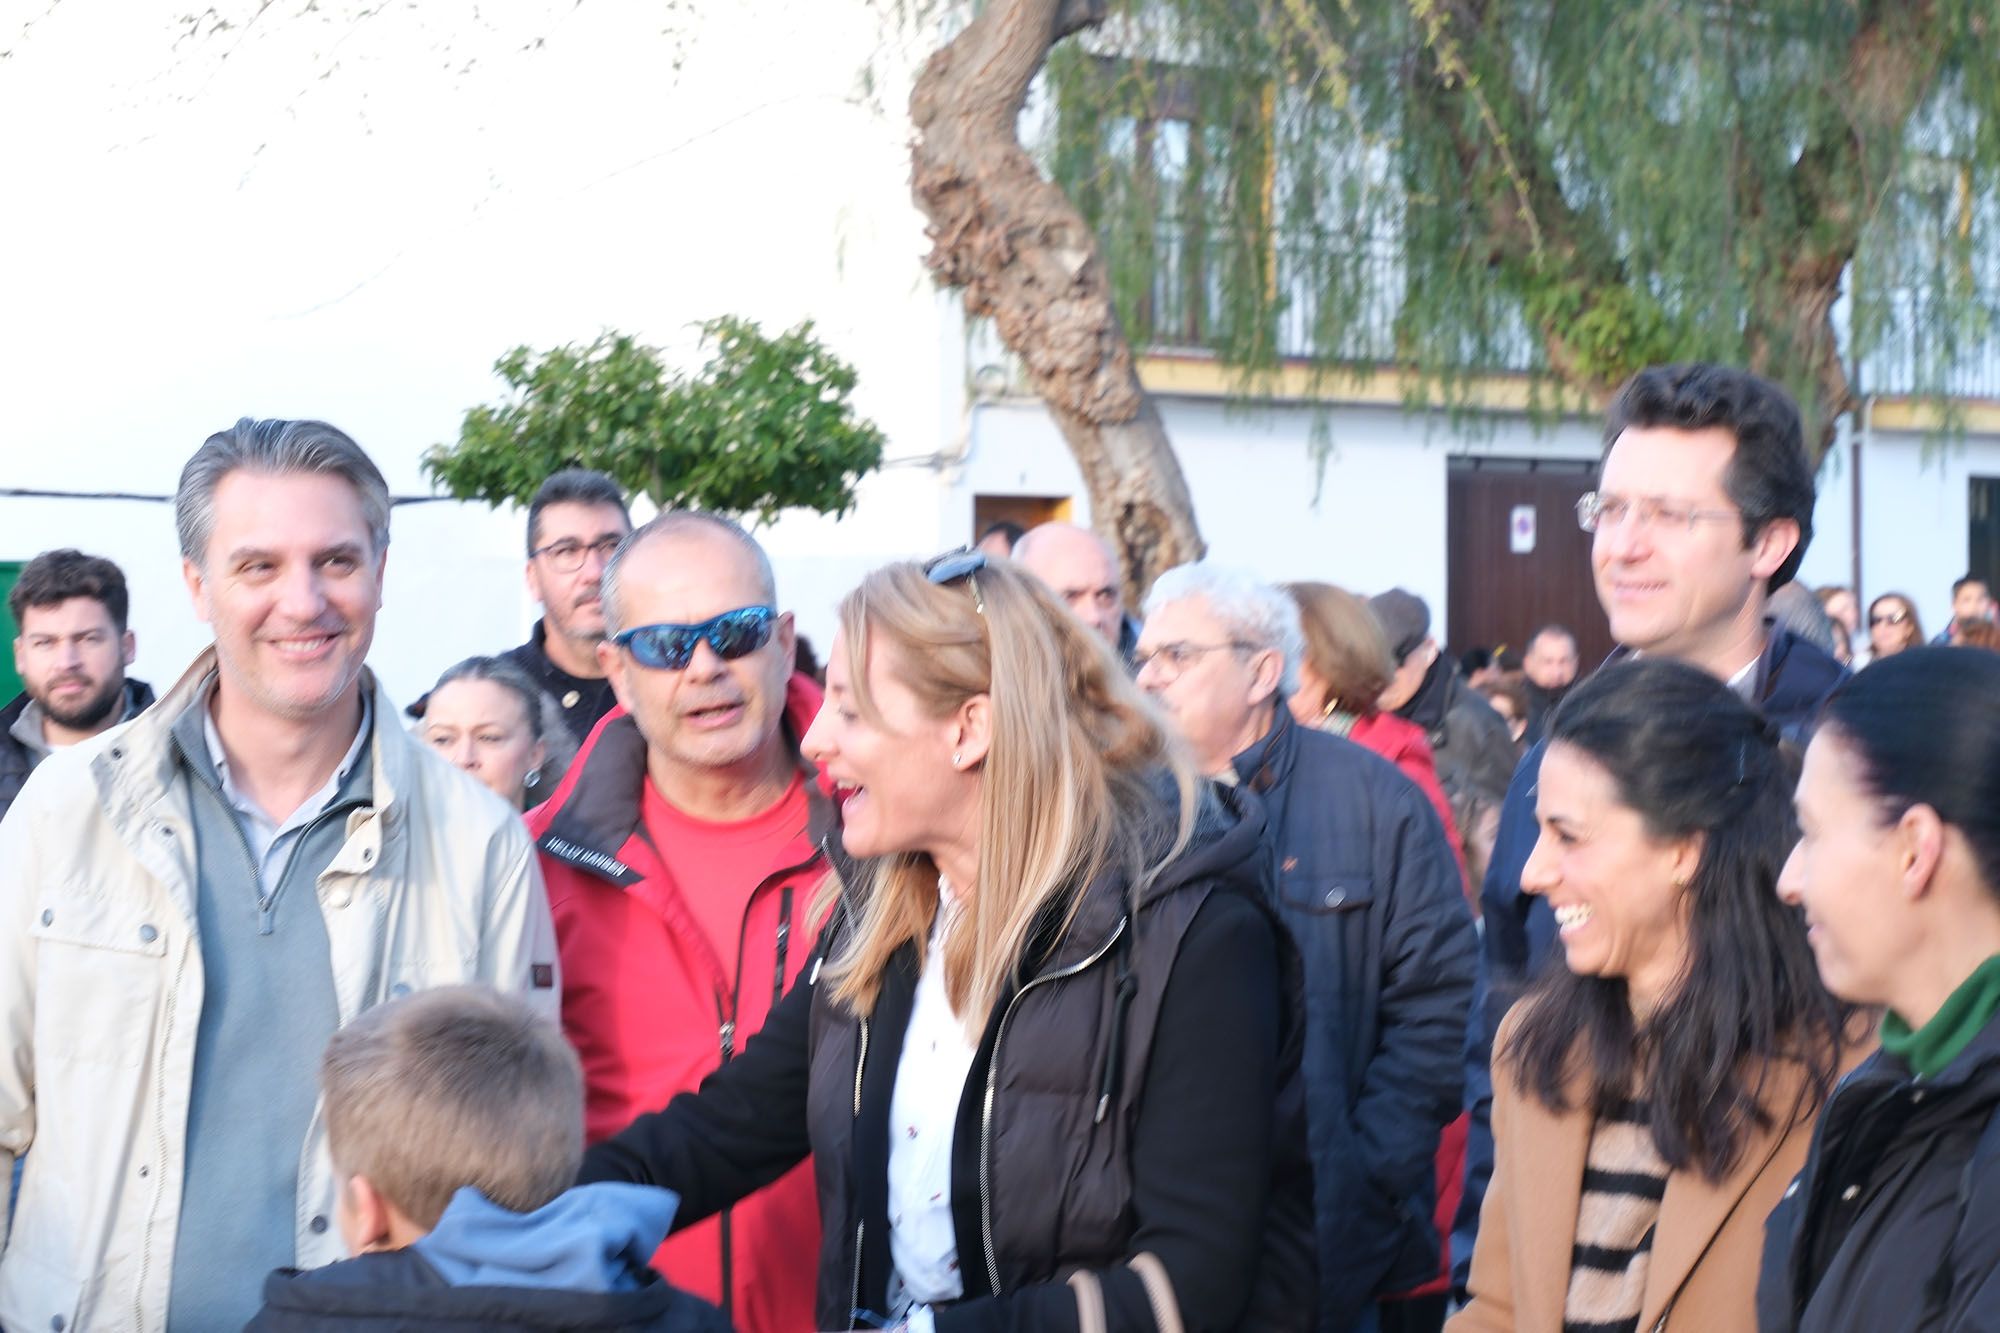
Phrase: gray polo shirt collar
[
  {"left": 174, "top": 678, "right": 374, "bottom": 898},
  {"left": 206, "top": 695, "right": 370, "bottom": 868}
]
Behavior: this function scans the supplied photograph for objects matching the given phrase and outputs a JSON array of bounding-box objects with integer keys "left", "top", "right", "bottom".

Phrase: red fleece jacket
[{"left": 527, "top": 674, "right": 831, "bottom": 1333}]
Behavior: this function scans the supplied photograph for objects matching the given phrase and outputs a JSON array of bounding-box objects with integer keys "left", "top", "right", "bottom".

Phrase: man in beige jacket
[{"left": 0, "top": 418, "right": 560, "bottom": 1332}]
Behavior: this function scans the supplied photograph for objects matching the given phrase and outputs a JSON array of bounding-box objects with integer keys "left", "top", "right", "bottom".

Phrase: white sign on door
[{"left": 1509, "top": 504, "right": 1537, "bottom": 554}]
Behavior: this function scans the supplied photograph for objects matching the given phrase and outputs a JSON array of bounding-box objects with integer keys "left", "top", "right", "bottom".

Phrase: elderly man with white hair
[{"left": 1137, "top": 562, "right": 1476, "bottom": 1333}]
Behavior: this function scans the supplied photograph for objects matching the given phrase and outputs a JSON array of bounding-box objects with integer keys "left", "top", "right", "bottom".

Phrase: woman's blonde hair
[
  {"left": 1282, "top": 580, "right": 1394, "bottom": 717},
  {"left": 818, "top": 558, "right": 1203, "bottom": 1032}
]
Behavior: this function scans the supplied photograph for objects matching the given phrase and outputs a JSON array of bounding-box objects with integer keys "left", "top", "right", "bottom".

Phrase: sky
[{"left": 0, "top": 0, "right": 956, "bottom": 698}]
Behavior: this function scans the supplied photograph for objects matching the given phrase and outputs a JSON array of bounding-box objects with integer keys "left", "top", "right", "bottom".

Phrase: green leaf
[{"left": 424, "top": 321, "right": 886, "bottom": 520}]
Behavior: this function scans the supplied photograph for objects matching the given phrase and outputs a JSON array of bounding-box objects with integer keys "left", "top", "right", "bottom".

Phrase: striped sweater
[{"left": 1563, "top": 1098, "right": 1668, "bottom": 1333}]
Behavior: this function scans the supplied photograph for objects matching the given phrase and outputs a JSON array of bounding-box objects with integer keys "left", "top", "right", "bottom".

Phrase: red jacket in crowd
[
  {"left": 526, "top": 675, "right": 834, "bottom": 1333},
  {"left": 1345, "top": 708, "right": 1471, "bottom": 1304},
  {"left": 1347, "top": 710, "right": 1469, "bottom": 891}
]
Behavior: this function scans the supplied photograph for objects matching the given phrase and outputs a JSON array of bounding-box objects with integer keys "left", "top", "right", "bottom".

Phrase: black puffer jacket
[
  {"left": 1757, "top": 1008, "right": 2000, "bottom": 1332},
  {"left": 1392, "top": 657, "right": 1516, "bottom": 808},
  {"left": 581, "top": 782, "right": 1314, "bottom": 1332},
  {"left": 1231, "top": 705, "right": 1476, "bottom": 1330},
  {"left": 0, "top": 679, "right": 155, "bottom": 825}
]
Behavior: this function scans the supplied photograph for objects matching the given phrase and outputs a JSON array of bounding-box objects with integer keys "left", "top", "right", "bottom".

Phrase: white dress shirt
[{"left": 886, "top": 878, "right": 980, "bottom": 1316}]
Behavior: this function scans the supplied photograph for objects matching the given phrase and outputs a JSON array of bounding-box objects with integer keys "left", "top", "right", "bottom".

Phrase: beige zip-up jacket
[{"left": 0, "top": 651, "right": 561, "bottom": 1332}]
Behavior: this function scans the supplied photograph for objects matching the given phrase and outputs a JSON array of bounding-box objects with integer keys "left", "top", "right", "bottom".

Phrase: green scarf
[{"left": 1880, "top": 954, "right": 2000, "bottom": 1078}]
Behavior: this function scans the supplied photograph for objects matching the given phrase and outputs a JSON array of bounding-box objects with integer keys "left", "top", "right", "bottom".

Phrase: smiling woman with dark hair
[{"left": 1451, "top": 659, "right": 1853, "bottom": 1333}]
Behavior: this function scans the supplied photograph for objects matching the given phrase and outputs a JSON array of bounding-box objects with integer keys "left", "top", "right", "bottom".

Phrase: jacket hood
[
  {"left": 1038, "top": 771, "right": 1271, "bottom": 972},
  {"left": 1145, "top": 773, "right": 1269, "bottom": 902},
  {"left": 412, "top": 1184, "right": 678, "bottom": 1293},
  {"left": 529, "top": 671, "right": 833, "bottom": 885},
  {"left": 1396, "top": 652, "right": 1457, "bottom": 731},
  {"left": 250, "top": 1192, "right": 728, "bottom": 1331}
]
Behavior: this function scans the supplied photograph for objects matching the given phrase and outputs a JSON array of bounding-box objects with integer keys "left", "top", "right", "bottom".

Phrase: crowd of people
[{"left": 1, "top": 360, "right": 1998, "bottom": 1333}]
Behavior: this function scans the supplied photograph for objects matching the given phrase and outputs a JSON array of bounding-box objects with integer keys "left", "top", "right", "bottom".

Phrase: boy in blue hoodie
[{"left": 246, "top": 985, "right": 730, "bottom": 1332}]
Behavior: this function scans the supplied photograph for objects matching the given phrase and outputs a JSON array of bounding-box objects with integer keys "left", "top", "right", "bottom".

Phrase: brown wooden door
[
  {"left": 1446, "top": 458, "right": 1613, "bottom": 669},
  {"left": 971, "top": 494, "right": 1074, "bottom": 545}
]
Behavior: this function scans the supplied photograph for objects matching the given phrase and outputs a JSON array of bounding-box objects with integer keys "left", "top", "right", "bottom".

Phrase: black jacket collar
[{"left": 538, "top": 710, "right": 838, "bottom": 888}]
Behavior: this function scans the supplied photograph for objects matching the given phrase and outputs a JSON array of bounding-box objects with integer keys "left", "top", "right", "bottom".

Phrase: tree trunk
[
  {"left": 1748, "top": 259, "right": 1855, "bottom": 460},
  {"left": 909, "top": 0, "right": 1205, "bottom": 602}
]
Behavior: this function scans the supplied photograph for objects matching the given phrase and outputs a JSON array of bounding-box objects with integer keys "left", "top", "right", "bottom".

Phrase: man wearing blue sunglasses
[{"left": 525, "top": 512, "right": 829, "bottom": 1333}]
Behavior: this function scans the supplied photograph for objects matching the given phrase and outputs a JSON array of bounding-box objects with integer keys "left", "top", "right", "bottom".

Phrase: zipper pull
[
  {"left": 718, "top": 1020, "right": 736, "bottom": 1061},
  {"left": 258, "top": 893, "right": 276, "bottom": 937}
]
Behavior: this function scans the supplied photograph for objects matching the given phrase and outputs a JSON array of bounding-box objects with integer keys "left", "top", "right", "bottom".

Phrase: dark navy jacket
[
  {"left": 1451, "top": 627, "right": 1848, "bottom": 1288},
  {"left": 1233, "top": 705, "right": 1477, "bottom": 1330}
]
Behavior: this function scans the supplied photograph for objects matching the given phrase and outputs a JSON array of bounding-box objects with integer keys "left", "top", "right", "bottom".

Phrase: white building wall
[
  {"left": 962, "top": 391, "right": 1990, "bottom": 656},
  {"left": 1795, "top": 441, "right": 1859, "bottom": 598},
  {"left": 963, "top": 394, "right": 1603, "bottom": 645},
  {"left": 1852, "top": 427, "right": 2000, "bottom": 636}
]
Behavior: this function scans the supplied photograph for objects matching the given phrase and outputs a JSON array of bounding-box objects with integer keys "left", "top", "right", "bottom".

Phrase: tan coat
[{"left": 1450, "top": 1009, "right": 1863, "bottom": 1333}]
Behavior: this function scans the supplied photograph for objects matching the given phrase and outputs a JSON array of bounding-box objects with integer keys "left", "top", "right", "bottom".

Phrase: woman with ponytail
[{"left": 1760, "top": 647, "right": 2000, "bottom": 1331}]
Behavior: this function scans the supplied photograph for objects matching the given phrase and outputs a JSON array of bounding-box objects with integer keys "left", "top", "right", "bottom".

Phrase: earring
[
  {"left": 1319, "top": 696, "right": 1342, "bottom": 721},
  {"left": 523, "top": 770, "right": 540, "bottom": 790},
  {"left": 952, "top": 753, "right": 962, "bottom": 769},
  {"left": 1673, "top": 872, "right": 1689, "bottom": 889}
]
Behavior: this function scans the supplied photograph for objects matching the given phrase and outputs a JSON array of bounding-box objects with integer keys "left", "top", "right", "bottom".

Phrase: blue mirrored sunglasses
[
  {"left": 613, "top": 606, "right": 776, "bottom": 671},
  {"left": 925, "top": 547, "right": 986, "bottom": 613}
]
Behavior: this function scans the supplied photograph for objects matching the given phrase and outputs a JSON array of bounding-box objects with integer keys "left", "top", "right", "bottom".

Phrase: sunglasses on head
[
  {"left": 925, "top": 547, "right": 987, "bottom": 613},
  {"left": 613, "top": 606, "right": 776, "bottom": 670}
]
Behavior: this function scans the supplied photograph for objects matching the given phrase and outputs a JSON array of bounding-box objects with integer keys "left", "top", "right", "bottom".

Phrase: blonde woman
[{"left": 580, "top": 552, "right": 1311, "bottom": 1332}]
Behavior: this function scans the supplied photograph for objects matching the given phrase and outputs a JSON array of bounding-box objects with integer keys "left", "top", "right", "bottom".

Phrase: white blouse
[{"left": 886, "top": 879, "right": 981, "bottom": 1311}]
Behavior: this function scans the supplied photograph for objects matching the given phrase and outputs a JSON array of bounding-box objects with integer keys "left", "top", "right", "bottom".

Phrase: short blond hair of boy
[{"left": 321, "top": 984, "right": 583, "bottom": 1229}]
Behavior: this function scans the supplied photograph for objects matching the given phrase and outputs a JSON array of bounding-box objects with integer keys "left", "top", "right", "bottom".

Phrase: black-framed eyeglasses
[
  {"left": 925, "top": 547, "right": 986, "bottom": 614},
  {"left": 613, "top": 606, "right": 776, "bottom": 671},
  {"left": 530, "top": 535, "right": 624, "bottom": 574}
]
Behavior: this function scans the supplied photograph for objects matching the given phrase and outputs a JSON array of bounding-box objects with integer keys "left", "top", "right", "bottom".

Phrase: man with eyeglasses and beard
[
  {"left": 527, "top": 512, "right": 826, "bottom": 1333},
  {"left": 506, "top": 468, "right": 634, "bottom": 747},
  {"left": 0, "top": 549, "right": 153, "bottom": 825}
]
